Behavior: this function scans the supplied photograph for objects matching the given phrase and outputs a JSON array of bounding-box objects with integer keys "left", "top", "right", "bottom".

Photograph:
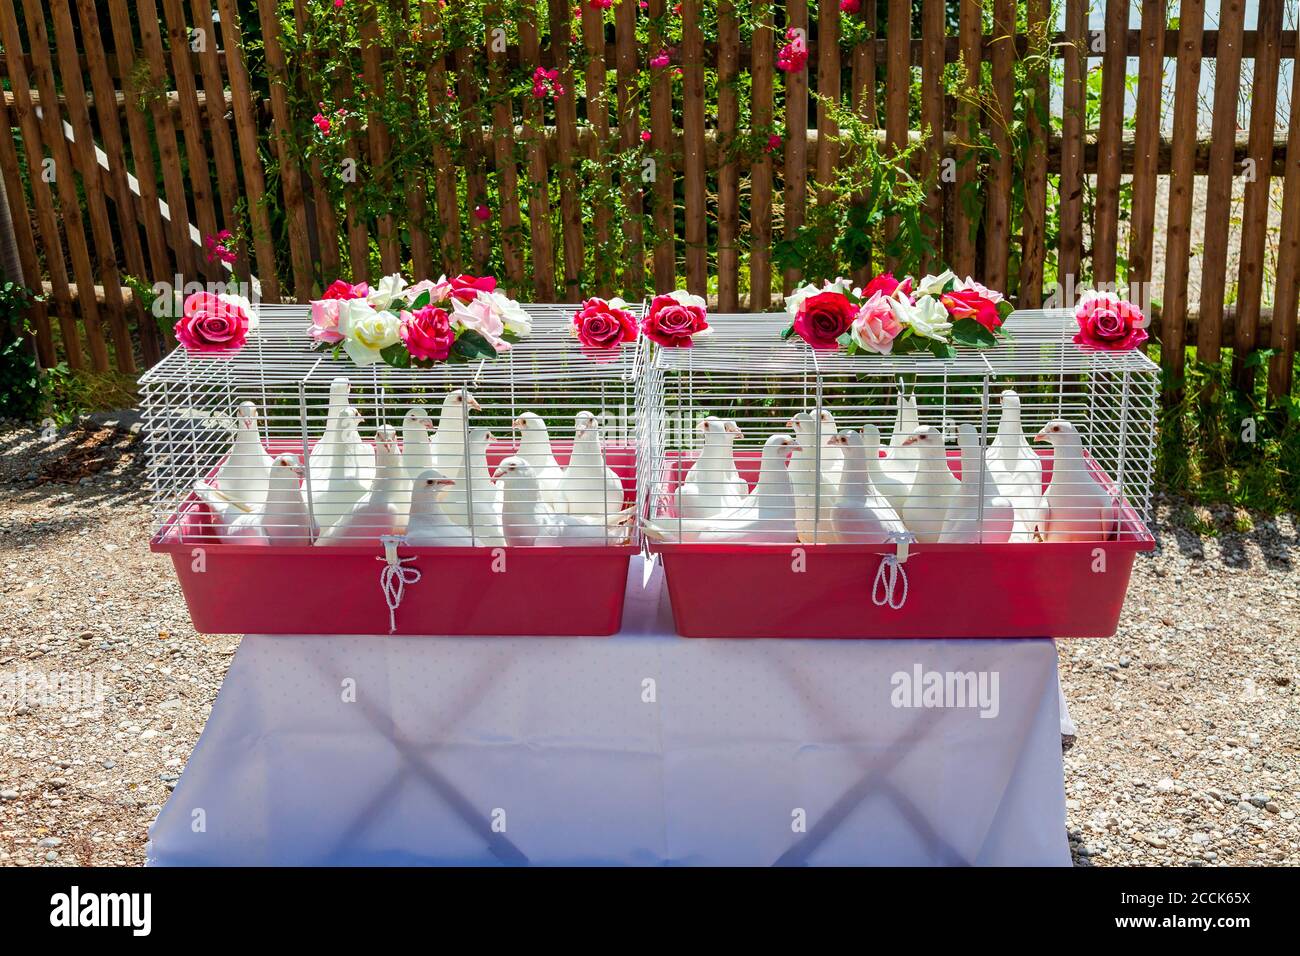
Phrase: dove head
[
  {"left": 404, "top": 405, "right": 435, "bottom": 430},
  {"left": 235, "top": 401, "right": 259, "bottom": 431},
  {"left": 340, "top": 406, "right": 364, "bottom": 437},
  {"left": 900, "top": 425, "right": 943, "bottom": 449},
  {"left": 574, "top": 410, "right": 601, "bottom": 438},
  {"left": 448, "top": 388, "right": 480, "bottom": 411},
  {"left": 414, "top": 468, "right": 455, "bottom": 494},
  {"left": 513, "top": 411, "right": 548, "bottom": 435},
  {"left": 999, "top": 389, "right": 1020, "bottom": 408},
  {"left": 373, "top": 424, "right": 400, "bottom": 455},
  {"left": 827, "top": 429, "right": 863, "bottom": 449},
  {"left": 698, "top": 416, "right": 741, "bottom": 439},
  {"left": 270, "top": 453, "right": 305, "bottom": 479},
  {"left": 491, "top": 455, "right": 537, "bottom": 484},
  {"left": 763, "top": 433, "right": 797, "bottom": 456},
  {"left": 861, "top": 422, "right": 883, "bottom": 451},
  {"left": 329, "top": 377, "right": 350, "bottom": 400},
  {"left": 1034, "top": 419, "right": 1080, "bottom": 446}
]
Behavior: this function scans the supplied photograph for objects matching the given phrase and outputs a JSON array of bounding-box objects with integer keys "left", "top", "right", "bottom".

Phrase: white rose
[
  {"left": 783, "top": 278, "right": 853, "bottom": 317},
  {"left": 339, "top": 300, "right": 400, "bottom": 365},
  {"left": 889, "top": 294, "right": 952, "bottom": 342},
  {"left": 366, "top": 273, "right": 408, "bottom": 312},
  {"left": 663, "top": 288, "right": 707, "bottom": 311},
  {"left": 486, "top": 291, "right": 532, "bottom": 336},
  {"left": 216, "top": 292, "right": 259, "bottom": 330},
  {"left": 914, "top": 270, "right": 957, "bottom": 297}
]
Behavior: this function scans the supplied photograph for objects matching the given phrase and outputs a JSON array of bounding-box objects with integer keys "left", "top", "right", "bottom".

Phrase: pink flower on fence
[
  {"left": 203, "top": 230, "right": 237, "bottom": 265},
  {"left": 473, "top": 205, "right": 491, "bottom": 222},
  {"left": 777, "top": 28, "right": 808, "bottom": 73},
  {"left": 641, "top": 130, "right": 651, "bottom": 143},
  {"left": 650, "top": 49, "right": 671, "bottom": 68},
  {"left": 588, "top": 0, "right": 613, "bottom": 11},
  {"left": 840, "top": 0, "right": 861, "bottom": 12},
  {"left": 532, "top": 66, "right": 564, "bottom": 99},
  {"left": 765, "top": 133, "right": 782, "bottom": 153},
  {"left": 312, "top": 112, "right": 331, "bottom": 135}
]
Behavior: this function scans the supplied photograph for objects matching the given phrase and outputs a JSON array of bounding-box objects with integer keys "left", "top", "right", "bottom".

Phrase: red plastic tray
[
  {"left": 151, "top": 440, "right": 637, "bottom": 636},
  {"left": 648, "top": 447, "right": 1155, "bottom": 639}
]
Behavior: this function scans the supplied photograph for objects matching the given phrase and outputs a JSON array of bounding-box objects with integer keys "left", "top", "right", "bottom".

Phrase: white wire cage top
[
  {"left": 635, "top": 309, "right": 1159, "bottom": 546},
  {"left": 139, "top": 303, "right": 645, "bottom": 547}
]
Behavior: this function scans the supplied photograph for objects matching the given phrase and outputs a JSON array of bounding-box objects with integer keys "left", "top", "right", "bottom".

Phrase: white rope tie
[
  {"left": 872, "top": 531, "right": 915, "bottom": 610},
  {"left": 377, "top": 536, "right": 420, "bottom": 634}
]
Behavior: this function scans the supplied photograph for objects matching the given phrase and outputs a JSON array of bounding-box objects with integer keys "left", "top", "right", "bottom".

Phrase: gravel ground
[{"left": 0, "top": 417, "right": 1296, "bottom": 867}]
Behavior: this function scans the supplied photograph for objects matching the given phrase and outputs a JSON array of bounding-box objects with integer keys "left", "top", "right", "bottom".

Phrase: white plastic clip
[
  {"left": 376, "top": 535, "right": 421, "bottom": 634},
  {"left": 872, "top": 531, "right": 916, "bottom": 611}
]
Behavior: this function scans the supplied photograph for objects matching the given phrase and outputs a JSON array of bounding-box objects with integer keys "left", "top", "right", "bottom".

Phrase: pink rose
[
  {"left": 312, "top": 112, "right": 331, "bottom": 135},
  {"left": 572, "top": 298, "right": 638, "bottom": 358},
  {"left": 1073, "top": 292, "right": 1148, "bottom": 351},
  {"left": 642, "top": 292, "right": 708, "bottom": 348},
  {"left": 309, "top": 298, "right": 345, "bottom": 344},
  {"left": 941, "top": 288, "right": 1003, "bottom": 332},
  {"left": 322, "top": 279, "right": 369, "bottom": 300},
  {"left": 792, "top": 290, "right": 856, "bottom": 350},
  {"left": 449, "top": 274, "right": 497, "bottom": 303},
  {"left": 451, "top": 296, "right": 510, "bottom": 353},
  {"left": 862, "top": 272, "right": 913, "bottom": 301},
  {"left": 400, "top": 306, "right": 456, "bottom": 362},
  {"left": 849, "top": 292, "right": 904, "bottom": 354},
  {"left": 174, "top": 291, "right": 253, "bottom": 352}
]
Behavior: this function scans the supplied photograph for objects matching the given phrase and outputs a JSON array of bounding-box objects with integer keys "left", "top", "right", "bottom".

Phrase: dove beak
[
  {"left": 465, "top": 394, "right": 482, "bottom": 411},
  {"left": 419, "top": 416, "right": 435, "bottom": 429},
  {"left": 290, "top": 463, "right": 305, "bottom": 478},
  {"left": 725, "top": 421, "right": 742, "bottom": 437},
  {"left": 695, "top": 420, "right": 709, "bottom": 432},
  {"left": 512, "top": 417, "right": 524, "bottom": 431},
  {"left": 901, "top": 434, "right": 920, "bottom": 446},
  {"left": 1033, "top": 428, "right": 1050, "bottom": 443},
  {"left": 436, "top": 478, "right": 455, "bottom": 489},
  {"left": 492, "top": 463, "right": 508, "bottom": 480},
  {"left": 784, "top": 418, "right": 795, "bottom": 428}
]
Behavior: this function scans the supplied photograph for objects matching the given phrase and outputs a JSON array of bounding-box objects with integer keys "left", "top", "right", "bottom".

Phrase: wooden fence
[{"left": 0, "top": 0, "right": 1297, "bottom": 401}]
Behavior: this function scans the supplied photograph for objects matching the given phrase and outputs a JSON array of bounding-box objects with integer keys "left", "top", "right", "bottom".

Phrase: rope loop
[
  {"left": 377, "top": 537, "right": 420, "bottom": 634},
  {"left": 871, "top": 530, "right": 915, "bottom": 610}
]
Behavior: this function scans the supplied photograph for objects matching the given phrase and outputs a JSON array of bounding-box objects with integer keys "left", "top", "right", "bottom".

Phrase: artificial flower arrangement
[
  {"left": 308, "top": 273, "right": 531, "bottom": 368},
  {"left": 783, "top": 270, "right": 1013, "bottom": 359},
  {"left": 1071, "top": 289, "right": 1149, "bottom": 351},
  {"left": 640, "top": 290, "right": 710, "bottom": 347},
  {"left": 174, "top": 290, "right": 260, "bottom": 353},
  {"left": 570, "top": 296, "right": 639, "bottom": 359}
]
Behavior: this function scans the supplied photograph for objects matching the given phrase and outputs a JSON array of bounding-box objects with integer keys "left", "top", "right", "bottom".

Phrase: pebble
[{"left": 0, "top": 790, "right": 18, "bottom": 801}]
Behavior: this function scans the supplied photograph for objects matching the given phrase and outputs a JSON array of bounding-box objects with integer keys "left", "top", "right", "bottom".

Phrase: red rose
[
  {"left": 399, "top": 305, "right": 456, "bottom": 362},
  {"left": 174, "top": 292, "right": 254, "bottom": 352},
  {"left": 321, "top": 279, "right": 369, "bottom": 300},
  {"left": 572, "top": 298, "right": 638, "bottom": 357},
  {"left": 1073, "top": 292, "right": 1148, "bottom": 351},
  {"left": 862, "top": 272, "right": 913, "bottom": 301},
  {"left": 642, "top": 292, "right": 708, "bottom": 348},
  {"left": 449, "top": 274, "right": 497, "bottom": 303},
  {"left": 792, "top": 290, "right": 857, "bottom": 350},
  {"left": 941, "top": 288, "right": 1003, "bottom": 332}
]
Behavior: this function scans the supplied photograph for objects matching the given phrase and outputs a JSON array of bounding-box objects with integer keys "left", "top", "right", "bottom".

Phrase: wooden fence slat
[
  {"left": 1196, "top": 0, "right": 1246, "bottom": 363},
  {"left": 1159, "top": 0, "right": 1204, "bottom": 399},
  {"left": 213, "top": 0, "right": 280, "bottom": 301},
  {"left": 983, "top": 0, "right": 1014, "bottom": 292},
  {"left": 359, "top": 5, "right": 399, "bottom": 276},
  {"left": 11, "top": 0, "right": 110, "bottom": 371},
  {"left": 1057, "top": 0, "right": 1086, "bottom": 289},
  {"left": 1232, "top": 0, "right": 1283, "bottom": 392},
  {"left": 1016, "top": 0, "right": 1049, "bottom": 307},
  {"left": 138, "top": 0, "right": 204, "bottom": 283},
  {"left": 815, "top": 0, "right": 840, "bottom": 209},
  {"left": 1092, "top": 0, "right": 1128, "bottom": 284},
  {"left": 1270, "top": 48, "right": 1300, "bottom": 399},
  {"left": 547, "top": 0, "right": 584, "bottom": 300},
  {"left": 0, "top": 84, "right": 54, "bottom": 365},
  {"left": 487, "top": 6, "right": 524, "bottom": 289},
  {"left": 850, "top": 0, "right": 877, "bottom": 124},
  {"left": 883, "top": 0, "right": 909, "bottom": 273},
  {"left": 1126, "top": 0, "right": 1166, "bottom": 302},
  {"left": 919, "top": 0, "right": 944, "bottom": 275},
  {"left": 293, "top": 0, "right": 343, "bottom": 281},
  {"left": 74, "top": 0, "right": 159, "bottom": 365},
  {"left": 749, "top": 0, "right": 774, "bottom": 310},
  {"left": 782, "top": 0, "right": 808, "bottom": 293},
  {"left": 682, "top": 0, "right": 707, "bottom": 298},
  {"left": 255, "top": 0, "right": 314, "bottom": 298},
  {"left": 581, "top": 4, "right": 614, "bottom": 298},
  {"left": 517, "top": 11, "right": 554, "bottom": 300},
  {"left": 952, "top": 0, "right": 980, "bottom": 277},
  {"left": 46, "top": 0, "right": 135, "bottom": 372},
  {"left": 614, "top": 0, "right": 644, "bottom": 302},
  {"left": 453, "top": 47, "right": 491, "bottom": 275},
  {"left": 716, "top": 0, "right": 740, "bottom": 311},
  {"left": 160, "top": 0, "right": 222, "bottom": 281},
  {"left": 421, "top": 3, "right": 457, "bottom": 278},
  {"left": 648, "top": 0, "right": 675, "bottom": 293}
]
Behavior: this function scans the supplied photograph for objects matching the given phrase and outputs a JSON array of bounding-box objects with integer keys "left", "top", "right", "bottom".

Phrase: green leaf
[
  {"left": 995, "top": 299, "right": 1015, "bottom": 321},
  {"left": 380, "top": 343, "right": 411, "bottom": 368},
  {"left": 950, "top": 318, "right": 997, "bottom": 349},
  {"left": 409, "top": 291, "right": 431, "bottom": 309},
  {"left": 780, "top": 324, "right": 797, "bottom": 340},
  {"left": 925, "top": 337, "right": 956, "bottom": 360}
]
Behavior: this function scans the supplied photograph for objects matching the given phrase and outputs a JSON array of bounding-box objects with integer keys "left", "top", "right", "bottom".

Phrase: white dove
[
  {"left": 861, "top": 422, "right": 910, "bottom": 516},
  {"left": 642, "top": 434, "right": 798, "bottom": 544},
  {"left": 308, "top": 376, "right": 374, "bottom": 488},
  {"left": 560, "top": 410, "right": 627, "bottom": 520},
  {"left": 827, "top": 430, "right": 908, "bottom": 544},
  {"left": 883, "top": 390, "right": 920, "bottom": 487},
  {"left": 985, "top": 389, "right": 1047, "bottom": 541},
  {"left": 493, "top": 456, "right": 632, "bottom": 546},
  {"left": 404, "top": 470, "right": 474, "bottom": 547},
  {"left": 940, "top": 423, "right": 1015, "bottom": 544},
  {"left": 400, "top": 405, "right": 436, "bottom": 481},
  {"left": 673, "top": 416, "right": 748, "bottom": 519},
  {"left": 195, "top": 454, "right": 316, "bottom": 545},
  {"left": 1034, "top": 419, "right": 1117, "bottom": 542},
  {"left": 210, "top": 400, "right": 275, "bottom": 508},
  {"left": 788, "top": 411, "right": 839, "bottom": 543},
  {"left": 429, "top": 387, "right": 481, "bottom": 481},
  {"left": 441, "top": 427, "right": 505, "bottom": 546},
  {"left": 308, "top": 406, "right": 371, "bottom": 532},
  {"left": 897, "top": 425, "right": 961, "bottom": 543},
  {"left": 316, "top": 425, "right": 409, "bottom": 545},
  {"left": 513, "top": 411, "right": 567, "bottom": 511}
]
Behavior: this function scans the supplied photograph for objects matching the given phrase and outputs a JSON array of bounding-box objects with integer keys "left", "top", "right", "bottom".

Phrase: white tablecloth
[{"left": 148, "top": 558, "right": 1070, "bottom": 866}]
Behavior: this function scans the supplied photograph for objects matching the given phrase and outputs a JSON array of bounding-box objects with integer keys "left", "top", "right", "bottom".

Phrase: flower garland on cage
[
  {"left": 174, "top": 291, "right": 260, "bottom": 354},
  {"left": 781, "top": 270, "right": 1012, "bottom": 359},
  {"left": 570, "top": 297, "right": 639, "bottom": 360},
  {"left": 640, "top": 290, "right": 710, "bottom": 347},
  {"left": 308, "top": 273, "right": 531, "bottom": 368}
]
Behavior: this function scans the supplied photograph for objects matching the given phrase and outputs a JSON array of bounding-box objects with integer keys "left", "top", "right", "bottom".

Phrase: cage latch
[
  {"left": 871, "top": 531, "right": 916, "bottom": 611},
  {"left": 376, "top": 535, "right": 421, "bottom": 635}
]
